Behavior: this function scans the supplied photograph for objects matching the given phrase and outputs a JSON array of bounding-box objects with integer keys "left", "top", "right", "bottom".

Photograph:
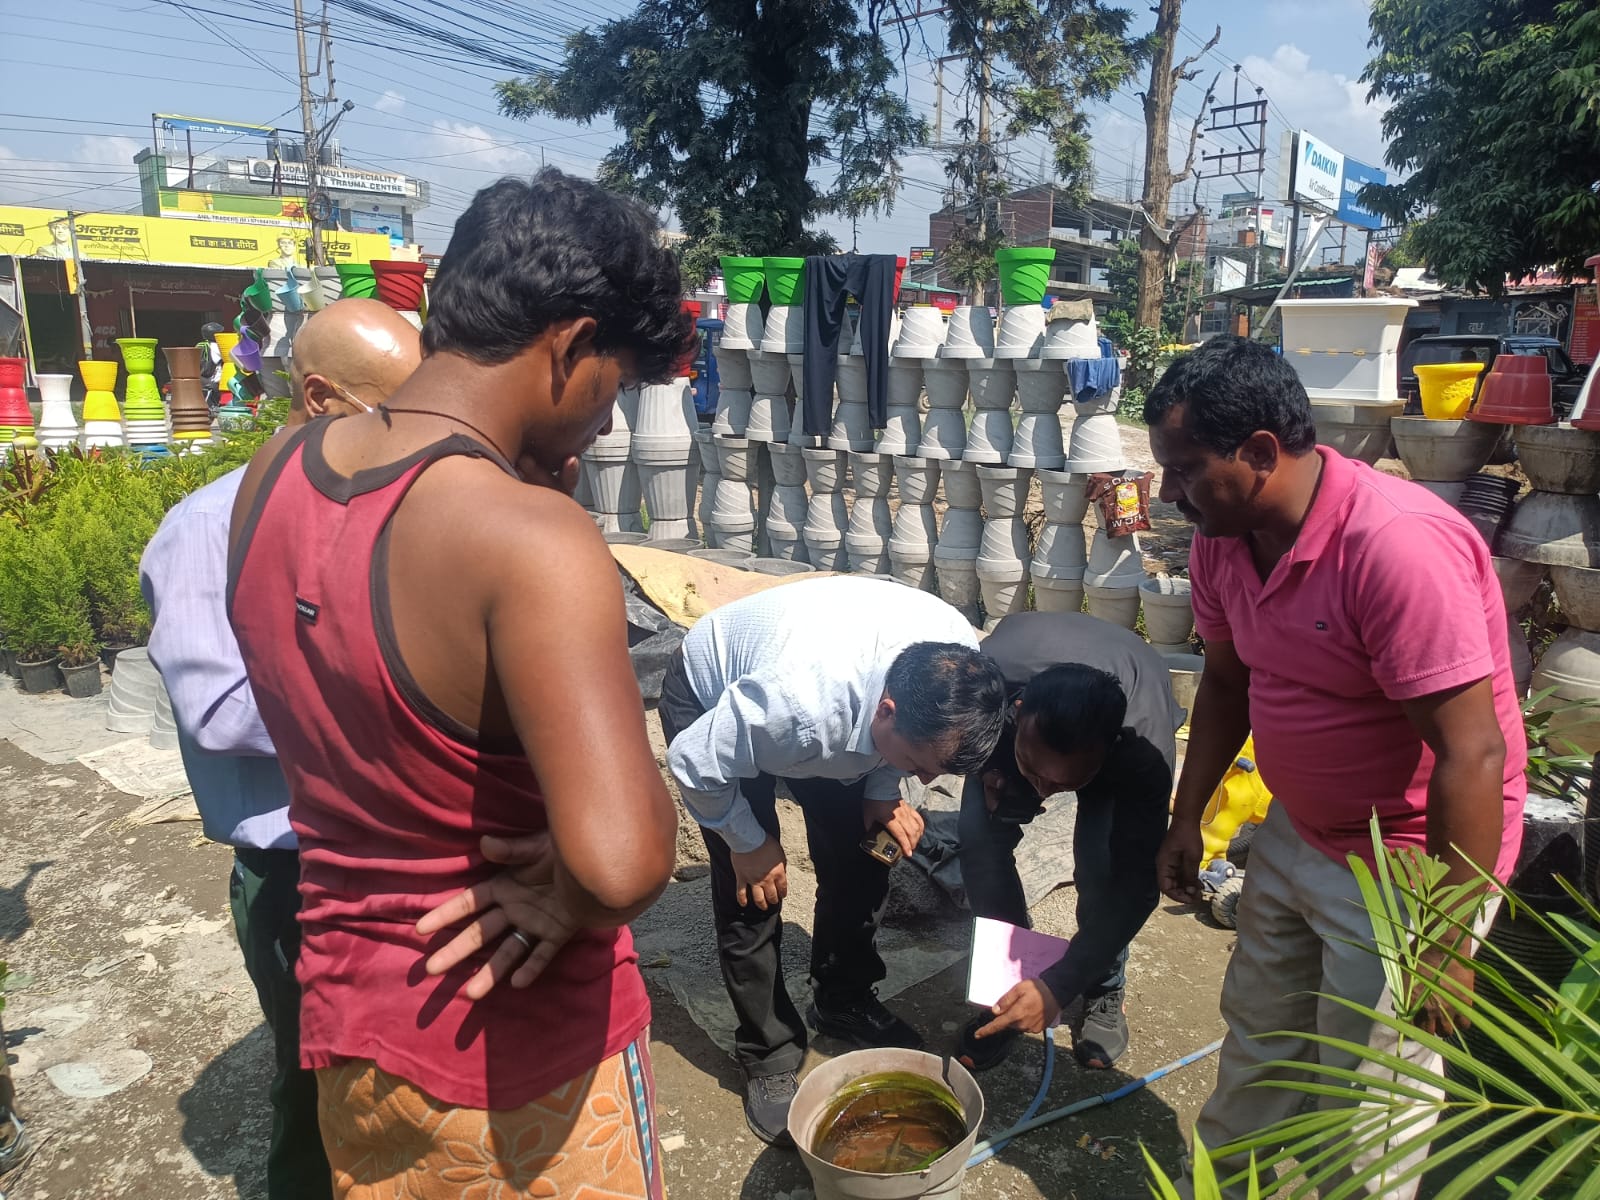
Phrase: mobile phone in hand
[{"left": 860, "top": 824, "right": 903, "bottom": 866}]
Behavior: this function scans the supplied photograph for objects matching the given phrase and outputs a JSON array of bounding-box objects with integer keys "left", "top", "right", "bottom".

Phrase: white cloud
[
  {"left": 374, "top": 90, "right": 407, "bottom": 115},
  {"left": 1242, "top": 44, "right": 1390, "bottom": 172},
  {"left": 420, "top": 120, "right": 540, "bottom": 174},
  {"left": 0, "top": 135, "right": 144, "bottom": 210}
]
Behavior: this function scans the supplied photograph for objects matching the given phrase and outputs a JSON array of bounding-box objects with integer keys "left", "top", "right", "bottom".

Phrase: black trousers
[
  {"left": 801, "top": 254, "right": 898, "bottom": 435},
  {"left": 955, "top": 775, "right": 1127, "bottom": 999},
  {"left": 659, "top": 650, "right": 890, "bottom": 1077}
]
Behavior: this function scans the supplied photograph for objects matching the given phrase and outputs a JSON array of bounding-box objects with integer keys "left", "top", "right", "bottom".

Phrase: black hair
[
  {"left": 1142, "top": 335, "right": 1317, "bottom": 456},
  {"left": 883, "top": 642, "right": 1007, "bottom": 775},
  {"left": 421, "top": 169, "right": 694, "bottom": 384},
  {"left": 1016, "top": 664, "right": 1127, "bottom": 755}
]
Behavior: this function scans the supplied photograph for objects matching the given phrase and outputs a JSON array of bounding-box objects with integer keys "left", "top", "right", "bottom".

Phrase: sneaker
[
  {"left": 806, "top": 991, "right": 924, "bottom": 1051},
  {"left": 742, "top": 1070, "right": 797, "bottom": 1147},
  {"left": 955, "top": 1014, "right": 1020, "bottom": 1072},
  {"left": 1073, "top": 988, "right": 1129, "bottom": 1069}
]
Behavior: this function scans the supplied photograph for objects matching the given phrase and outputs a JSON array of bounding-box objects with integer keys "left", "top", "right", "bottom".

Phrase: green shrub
[{"left": 0, "top": 520, "right": 94, "bottom": 661}]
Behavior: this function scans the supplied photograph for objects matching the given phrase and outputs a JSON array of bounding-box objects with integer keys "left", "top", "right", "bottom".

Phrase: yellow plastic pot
[
  {"left": 1415, "top": 361, "right": 1485, "bottom": 421},
  {"left": 79, "top": 359, "right": 119, "bottom": 392}
]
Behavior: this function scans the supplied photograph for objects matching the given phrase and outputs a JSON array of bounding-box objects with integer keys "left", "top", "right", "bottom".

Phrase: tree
[
  {"left": 498, "top": 0, "right": 925, "bottom": 286},
  {"left": 1362, "top": 0, "right": 1600, "bottom": 293},
  {"left": 1133, "top": 0, "right": 1218, "bottom": 331},
  {"left": 936, "top": 0, "right": 1146, "bottom": 300},
  {"left": 1105, "top": 236, "right": 1203, "bottom": 344}
]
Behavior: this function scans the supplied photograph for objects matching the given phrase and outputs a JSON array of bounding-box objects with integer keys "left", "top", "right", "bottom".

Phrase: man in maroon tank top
[{"left": 228, "top": 170, "right": 691, "bottom": 1199}]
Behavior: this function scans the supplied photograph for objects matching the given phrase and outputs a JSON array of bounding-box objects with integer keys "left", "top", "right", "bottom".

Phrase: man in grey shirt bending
[{"left": 660, "top": 576, "right": 1006, "bottom": 1145}]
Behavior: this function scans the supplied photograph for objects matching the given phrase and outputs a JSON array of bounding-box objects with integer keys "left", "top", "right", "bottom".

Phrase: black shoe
[
  {"left": 955, "top": 1014, "right": 1020, "bottom": 1072},
  {"left": 1074, "top": 988, "right": 1128, "bottom": 1069},
  {"left": 806, "top": 991, "right": 924, "bottom": 1051},
  {"left": 743, "top": 1070, "right": 797, "bottom": 1147}
]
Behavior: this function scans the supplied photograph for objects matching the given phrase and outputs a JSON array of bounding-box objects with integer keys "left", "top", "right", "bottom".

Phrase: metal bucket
[{"left": 789, "top": 1050, "right": 985, "bottom": 1200}]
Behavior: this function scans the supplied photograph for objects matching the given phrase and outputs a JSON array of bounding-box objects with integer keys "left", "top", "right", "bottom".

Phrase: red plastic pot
[
  {"left": 1467, "top": 354, "right": 1555, "bottom": 426},
  {"left": 0, "top": 387, "right": 32, "bottom": 429},
  {"left": 0, "top": 357, "right": 24, "bottom": 390},
  {"left": 370, "top": 260, "right": 429, "bottom": 311},
  {"left": 894, "top": 256, "right": 907, "bottom": 303}
]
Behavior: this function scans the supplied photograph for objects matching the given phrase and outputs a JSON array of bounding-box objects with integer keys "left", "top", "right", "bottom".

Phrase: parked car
[{"left": 1400, "top": 334, "right": 1587, "bottom": 417}]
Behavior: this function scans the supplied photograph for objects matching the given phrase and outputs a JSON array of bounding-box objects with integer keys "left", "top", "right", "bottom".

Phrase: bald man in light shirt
[{"left": 140, "top": 299, "right": 421, "bottom": 1200}]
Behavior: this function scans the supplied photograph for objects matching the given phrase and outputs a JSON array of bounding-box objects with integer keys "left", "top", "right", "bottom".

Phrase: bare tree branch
[
  {"left": 1171, "top": 24, "right": 1221, "bottom": 83},
  {"left": 1172, "top": 69, "right": 1221, "bottom": 185}
]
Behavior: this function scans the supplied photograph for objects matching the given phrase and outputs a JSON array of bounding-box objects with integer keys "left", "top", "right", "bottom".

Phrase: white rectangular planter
[{"left": 1276, "top": 298, "right": 1417, "bottom": 404}]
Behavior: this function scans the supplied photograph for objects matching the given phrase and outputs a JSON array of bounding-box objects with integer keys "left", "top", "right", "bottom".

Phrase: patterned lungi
[{"left": 317, "top": 1029, "right": 666, "bottom": 1199}]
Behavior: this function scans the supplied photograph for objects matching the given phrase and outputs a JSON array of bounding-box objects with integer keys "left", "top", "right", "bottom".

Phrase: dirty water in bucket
[{"left": 813, "top": 1071, "right": 967, "bottom": 1174}]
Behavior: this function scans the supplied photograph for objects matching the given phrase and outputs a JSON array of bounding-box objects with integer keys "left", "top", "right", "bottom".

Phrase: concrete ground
[{"left": 0, "top": 710, "right": 1235, "bottom": 1200}]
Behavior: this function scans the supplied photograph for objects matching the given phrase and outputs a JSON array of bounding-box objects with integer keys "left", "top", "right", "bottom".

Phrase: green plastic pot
[
  {"left": 762, "top": 257, "right": 806, "bottom": 306},
  {"left": 335, "top": 263, "right": 378, "bottom": 299},
  {"left": 721, "top": 256, "right": 767, "bottom": 304},
  {"left": 115, "top": 337, "right": 159, "bottom": 375},
  {"left": 995, "top": 246, "right": 1057, "bottom": 306}
]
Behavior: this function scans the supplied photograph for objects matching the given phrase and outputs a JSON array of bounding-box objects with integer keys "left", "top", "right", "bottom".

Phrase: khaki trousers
[{"left": 1191, "top": 804, "right": 1496, "bottom": 1200}]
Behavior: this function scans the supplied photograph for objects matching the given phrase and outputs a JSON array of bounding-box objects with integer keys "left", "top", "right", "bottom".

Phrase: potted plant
[
  {"left": 0, "top": 522, "right": 91, "bottom": 694},
  {"left": 57, "top": 629, "right": 103, "bottom": 699}
]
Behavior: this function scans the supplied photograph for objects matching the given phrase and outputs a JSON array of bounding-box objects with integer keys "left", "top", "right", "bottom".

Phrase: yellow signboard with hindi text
[{"left": 0, "top": 205, "right": 395, "bottom": 269}]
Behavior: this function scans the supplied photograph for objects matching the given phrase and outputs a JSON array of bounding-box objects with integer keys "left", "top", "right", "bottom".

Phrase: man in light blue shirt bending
[
  {"left": 660, "top": 576, "right": 1006, "bottom": 1145},
  {"left": 140, "top": 299, "right": 420, "bottom": 1200}
]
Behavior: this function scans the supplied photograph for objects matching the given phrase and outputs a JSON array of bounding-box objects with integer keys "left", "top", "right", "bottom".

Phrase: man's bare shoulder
[{"left": 408, "top": 456, "right": 615, "bottom": 580}]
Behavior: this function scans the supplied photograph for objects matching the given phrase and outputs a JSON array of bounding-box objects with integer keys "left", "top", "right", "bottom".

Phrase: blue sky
[{"left": 1, "top": 0, "right": 1389, "bottom": 257}]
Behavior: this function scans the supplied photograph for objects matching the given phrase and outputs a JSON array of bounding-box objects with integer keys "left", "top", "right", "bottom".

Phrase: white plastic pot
[
  {"left": 712, "top": 388, "right": 753, "bottom": 437},
  {"left": 36, "top": 374, "right": 79, "bottom": 449},
  {"left": 1031, "top": 572, "right": 1085, "bottom": 614},
  {"left": 717, "top": 347, "right": 756, "bottom": 392},
  {"left": 760, "top": 304, "right": 805, "bottom": 354},
  {"left": 976, "top": 465, "right": 1033, "bottom": 519},
  {"left": 1009, "top": 411, "right": 1065, "bottom": 470},
  {"left": 935, "top": 548, "right": 982, "bottom": 625},
  {"left": 746, "top": 393, "right": 792, "bottom": 444},
  {"left": 964, "top": 408, "right": 1014, "bottom": 465},
  {"left": 1065, "top": 410, "right": 1125, "bottom": 473},
  {"left": 749, "top": 350, "right": 791, "bottom": 397},
  {"left": 1037, "top": 469, "right": 1090, "bottom": 523},
  {"left": 917, "top": 408, "right": 967, "bottom": 460},
  {"left": 769, "top": 442, "right": 807, "bottom": 487},
  {"left": 1085, "top": 528, "right": 1145, "bottom": 585},
  {"left": 803, "top": 447, "right": 848, "bottom": 492},
  {"left": 995, "top": 305, "right": 1047, "bottom": 360},
  {"left": 937, "top": 507, "right": 984, "bottom": 552},
  {"left": 1040, "top": 314, "right": 1099, "bottom": 360},
  {"left": 849, "top": 452, "right": 892, "bottom": 498},
  {"left": 892, "top": 501, "right": 938, "bottom": 547},
  {"left": 877, "top": 404, "right": 922, "bottom": 456},
  {"left": 1084, "top": 582, "right": 1140, "bottom": 629},
  {"left": 893, "top": 455, "right": 940, "bottom": 505},
  {"left": 892, "top": 306, "right": 947, "bottom": 359},
  {"left": 888, "top": 362, "right": 923, "bottom": 408},
  {"left": 1139, "top": 575, "right": 1195, "bottom": 646},
  {"left": 941, "top": 306, "right": 996, "bottom": 359},
  {"left": 923, "top": 360, "right": 970, "bottom": 409},
  {"left": 940, "top": 459, "right": 982, "bottom": 510},
  {"left": 714, "top": 435, "right": 752, "bottom": 482},
  {"left": 720, "top": 303, "right": 764, "bottom": 352},
  {"left": 1032, "top": 522, "right": 1087, "bottom": 573},
  {"left": 828, "top": 401, "right": 874, "bottom": 453}
]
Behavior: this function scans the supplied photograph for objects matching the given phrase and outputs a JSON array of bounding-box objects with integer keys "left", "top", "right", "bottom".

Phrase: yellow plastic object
[
  {"left": 1199, "top": 737, "right": 1273, "bottom": 866},
  {"left": 1415, "top": 362, "right": 1486, "bottom": 420}
]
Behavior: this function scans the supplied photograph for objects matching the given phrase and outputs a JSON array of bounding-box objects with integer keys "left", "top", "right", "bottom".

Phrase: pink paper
[{"left": 965, "top": 916, "right": 1071, "bottom": 1010}]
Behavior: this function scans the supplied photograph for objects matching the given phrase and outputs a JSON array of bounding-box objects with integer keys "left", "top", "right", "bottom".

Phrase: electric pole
[{"left": 293, "top": 0, "right": 324, "bottom": 266}]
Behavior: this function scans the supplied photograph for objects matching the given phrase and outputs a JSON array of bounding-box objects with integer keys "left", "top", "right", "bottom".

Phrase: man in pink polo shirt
[{"left": 1145, "top": 336, "right": 1525, "bottom": 1199}]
